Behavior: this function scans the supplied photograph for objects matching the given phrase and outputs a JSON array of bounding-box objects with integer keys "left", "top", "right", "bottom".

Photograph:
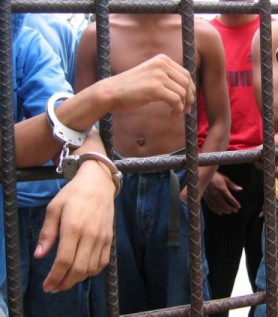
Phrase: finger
[
  {"left": 205, "top": 195, "right": 238, "bottom": 214},
  {"left": 34, "top": 200, "right": 61, "bottom": 259},
  {"left": 151, "top": 55, "right": 196, "bottom": 112},
  {"left": 226, "top": 179, "right": 243, "bottom": 192},
  {"left": 88, "top": 235, "right": 112, "bottom": 277},
  {"left": 42, "top": 223, "right": 79, "bottom": 292},
  {"left": 50, "top": 232, "right": 111, "bottom": 292},
  {"left": 51, "top": 237, "right": 96, "bottom": 292},
  {"left": 160, "top": 77, "right": 194, "bottom": 116},
  {"left": 223, "top": 192, "right": 241, "bottom": 209},
  {"left": 165, "top": 63, "right": 195, "bottom": 101}
]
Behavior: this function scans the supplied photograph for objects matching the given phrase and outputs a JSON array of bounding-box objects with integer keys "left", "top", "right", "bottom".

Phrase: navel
[{"left": 137, "top": 138, "right": 146, "bottom": 146}]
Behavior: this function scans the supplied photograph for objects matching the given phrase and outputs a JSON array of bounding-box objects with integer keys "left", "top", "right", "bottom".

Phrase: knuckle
[
  {"left": 67, "top": 223, "right": 82, "bottom": 236},
  {"left": 99, "top": 257, "right": 109, "bottom": 270},
  {"left": 39, "top": 227, "right": 52, "bottom": 240},
  {"left": 57, "top": 254, "right": 73, "bottom": 268},
  {"left": 74, "top": 265, "right": 88, "bottom": 277},
  {"left": 88, "top": 264, "right": 99, "bottom": 276}
]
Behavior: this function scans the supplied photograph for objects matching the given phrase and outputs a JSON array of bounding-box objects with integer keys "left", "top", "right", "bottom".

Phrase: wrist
[
  {"left": 78, "top": 159, "right": 117, "bottom": 196},
  {"left": 61, "top": 152, "right": 122, "bottom": 197},
  {"left": 45, "top": 93, "right": 89, "bottom": 148},
  {"left": 92, "top": 79, "right": 118, "bottom": 113}
]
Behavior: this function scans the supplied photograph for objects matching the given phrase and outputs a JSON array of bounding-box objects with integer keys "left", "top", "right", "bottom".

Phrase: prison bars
[{"left": 1, "top": 1, "right": 278, "bottom": 316}]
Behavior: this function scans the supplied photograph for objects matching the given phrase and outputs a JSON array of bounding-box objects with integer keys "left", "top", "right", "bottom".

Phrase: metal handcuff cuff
[{"left": 45, "top": 92, "right": 122, "bottom": 196}]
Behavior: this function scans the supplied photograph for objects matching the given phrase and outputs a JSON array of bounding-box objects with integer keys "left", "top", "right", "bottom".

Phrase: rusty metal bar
[
  {"left": 95, "top": 0, "right": 119, "bottom": 315},
  {"left": 0, "top": 0, "right": 277, "bottom": 316},
  {"left": 9, "top": 0, "right": 278, "bottom": 14},
  {"left": 258, "top": 1, "right": 278, "bottom": 316},
  {"left": 123, "top": 292, "right": 266, "bottom": 317},
  {"left": 180, "top": 0, "right": 203, "bottom": 316},
  {"left": 0, "top": 2, "right": 24, "bottom": 317},
  {"left": 11, "top": 148, "right": 278, "bottom": 181}
]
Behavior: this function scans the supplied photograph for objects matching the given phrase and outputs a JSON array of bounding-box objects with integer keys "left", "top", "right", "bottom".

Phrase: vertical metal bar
[
  {"left": 180, "top": 0, "right": 203, "bottom": 316},
  {"left": 0, "top": 2, "right": 24, "bottom": 317},
  {"left": 258, "top": 0, "right": 278, "bottom": 316},
  {"left": 95, "top": 0, "right": 119, "bottom": 316},
  {"left": 96, "top": 0, "right": 113, "bottom": 155}
]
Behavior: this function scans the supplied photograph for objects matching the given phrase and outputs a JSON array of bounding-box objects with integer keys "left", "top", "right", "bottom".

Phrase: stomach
[{"left": 112, "top": 105, "right": 186, "bottom": 157}]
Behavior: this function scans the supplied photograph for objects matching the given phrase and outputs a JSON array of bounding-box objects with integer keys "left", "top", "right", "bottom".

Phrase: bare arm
[
  {"left": 196, "top": 22, "right": 231, "bottom": 196},
  {"left": 13, "top": 40, "right": 197, "bottom": 292},
  {"left": 34, "top": 127, "right": 117, "bottom": 292},
  {"left": 13, "top": 53, "right": 195, "bottom": 168},
  {"left": 252, "top": 22, "right": 278, "bottom": 131},
  {"left": 75, "top": 23, "right": 98, "bottom": 92}
]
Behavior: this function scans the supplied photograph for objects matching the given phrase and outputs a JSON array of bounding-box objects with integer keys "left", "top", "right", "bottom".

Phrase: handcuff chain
[{"left": 56, "top": 142, "right": 70, "bottom": 174}]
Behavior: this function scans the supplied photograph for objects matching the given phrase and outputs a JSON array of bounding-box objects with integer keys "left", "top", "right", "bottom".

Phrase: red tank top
[{"left": 198, "top": 16, "right": 263, "bottom": 151}]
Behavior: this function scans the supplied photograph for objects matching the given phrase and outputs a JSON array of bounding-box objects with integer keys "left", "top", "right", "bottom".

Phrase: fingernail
[
  {"left": 235, "top": 186, "right": 243, "bottom": 191},
  {"left": 50, "top": 289, "right": 59, "bottom": 294},
  {"left": 43, "top": 284, "right": 53, "bottom": 293},
  {"left": 34, "top": 243, "right": 43, "bottom": 257}
]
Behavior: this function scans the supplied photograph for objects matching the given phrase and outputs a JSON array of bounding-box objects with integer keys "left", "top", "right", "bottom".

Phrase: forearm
[
  {"left": 55, "top": 84, "right": 112, "bottom": 133},
  {"left": 13, "top": 86, "right": 110, "bottom": 168},
  {"left": 14, "top": 114, "right": 61, "bottom": 167},
  {"left": 198, "top": 124, "right": 229, "bottom": 196}
]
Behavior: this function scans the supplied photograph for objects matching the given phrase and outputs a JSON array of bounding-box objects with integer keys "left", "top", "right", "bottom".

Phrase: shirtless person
[{"left": 75, "top": 13, "right": 230, "bottom": 314}]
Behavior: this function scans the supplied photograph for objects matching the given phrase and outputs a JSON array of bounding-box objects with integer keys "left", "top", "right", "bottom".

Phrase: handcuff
[{"left": 45, "top": 92, "right": 122, "bottom": 196}]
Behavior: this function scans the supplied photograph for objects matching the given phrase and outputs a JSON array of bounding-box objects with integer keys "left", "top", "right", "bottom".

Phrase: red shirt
[{"left": 198, "top": 16, "right": 263, "bottom": 151}]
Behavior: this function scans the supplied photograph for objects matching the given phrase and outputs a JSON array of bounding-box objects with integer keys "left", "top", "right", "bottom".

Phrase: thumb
[{"left": 34, "top": 202, "right": 61, "bottom": 259}]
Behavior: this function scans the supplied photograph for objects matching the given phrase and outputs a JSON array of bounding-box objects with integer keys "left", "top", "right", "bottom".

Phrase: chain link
[{"left": 56, "top": 142, "right": 70, "bottom": 174}]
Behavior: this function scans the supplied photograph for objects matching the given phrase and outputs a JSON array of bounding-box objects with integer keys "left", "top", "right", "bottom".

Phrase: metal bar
[
  {"left": 259, "top": 0, "right": 278, "bottom": 316},
  {"left": 10, "top": 147, "right": 278, "bottom": 181},
  {"left": 180, "top": 0, "right": 203, "bottom": 316},
  {"left": 122, "top": 292, "right": 266, "bottom": 317},
  {"left": 10, "top": 0, "right": 278, "bottom": 14},
  {"left": 95, "top": 0, "right": 119, "bottom": 315},
  {"left": 0, "top": 2, "right": 24, "bottom": 317}
]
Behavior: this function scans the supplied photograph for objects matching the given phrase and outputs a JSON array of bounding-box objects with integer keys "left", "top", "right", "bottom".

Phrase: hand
[
  {"left": 34, "top": 160, "right": 115, "bottom": 292},
  {"left": 98, "top": 54, "right": 195, "bottom": 117},
  {"left": 202, "top": 172, "right": 242, "bottom": 216}
]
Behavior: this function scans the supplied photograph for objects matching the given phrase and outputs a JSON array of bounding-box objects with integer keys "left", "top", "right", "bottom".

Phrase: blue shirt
[
  {"left": 14, "top": 26, "right": 73, "bottom": 207},
  {"left": 0, "top": 24, "right": 73, "bottom": 303},
  {"left": 24, "top": 14, "right": 78, "bottom": 87}
]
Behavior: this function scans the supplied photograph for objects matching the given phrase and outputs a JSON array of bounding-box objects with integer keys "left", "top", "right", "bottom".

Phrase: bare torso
[{"left": 109, "top": 14, "right": 202, "bottom": 157}]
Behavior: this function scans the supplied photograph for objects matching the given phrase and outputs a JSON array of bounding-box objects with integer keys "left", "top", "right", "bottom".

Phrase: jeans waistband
[{"left": 113, "top": 149, "right": 185, "bottom": 247}]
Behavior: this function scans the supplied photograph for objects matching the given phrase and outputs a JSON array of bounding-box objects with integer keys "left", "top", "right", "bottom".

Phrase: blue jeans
[
  {"left": 115, "top": 169, "right": 210, "bottom": 314},
  {"left": 253, "top": 200, "right": 278, "bottom": 317},
  {"left": 0, "top": 246, "right": 8, "bottom": 317},
  {"left": 18, "top": 206, "right": 84, "bottom": 317},
  {"left": 0, "top": 192, "right": 9, "bottom": 317}
]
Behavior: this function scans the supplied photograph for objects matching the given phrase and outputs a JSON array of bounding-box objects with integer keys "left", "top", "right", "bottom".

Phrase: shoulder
[
  {"left": 15, "top": 26, "right": 43, "bottom": 59},
  {"left": 194, "top": 17, "right": 223, "bottom": 54},
  {"left": 15, "top": 27, "right": 68, "bottom": 84},
  {"left": 79, "top": 22, "right": 97, "bottom": 49},
  {"left": 194, "top": 17, "right": 221, "bottom": 42},
  {"left": 81, "top": 22, "right": 97, "bottom": 38},
  {"left": 25, "top": 14, "right": 77, "bottom": 47},
  {"left": 78, "top": 22, "right": 98, "bottom": 55}
]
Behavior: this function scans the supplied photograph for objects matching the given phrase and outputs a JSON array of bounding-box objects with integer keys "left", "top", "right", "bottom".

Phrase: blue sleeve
[
  {"left": 24, "top": 14, "right": 78, "bottom": 86},
  {"left": 15, "top": 27, "right": 73, "bottom": 119}
]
